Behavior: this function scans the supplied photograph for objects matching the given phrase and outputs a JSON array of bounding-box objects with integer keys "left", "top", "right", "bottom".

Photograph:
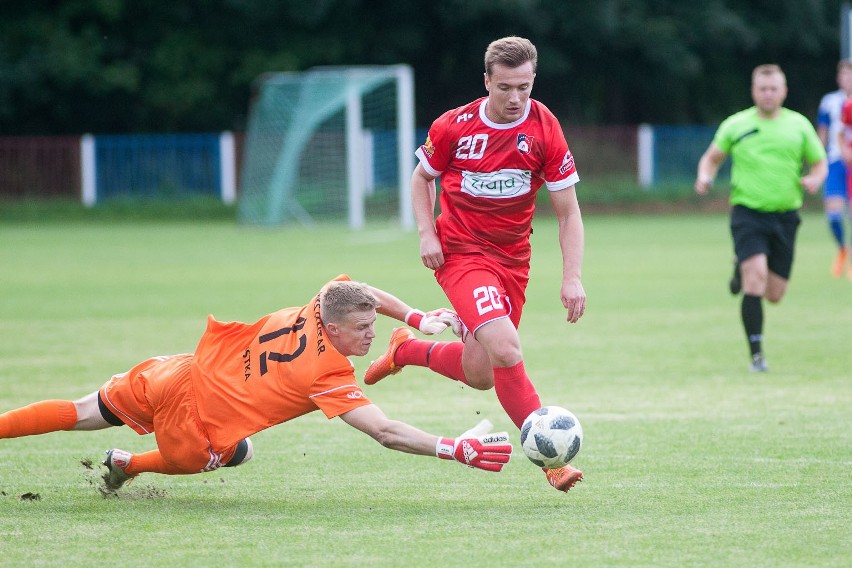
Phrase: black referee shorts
[{"left": 730, "top": 204, "right": 801, "bottom": 280}]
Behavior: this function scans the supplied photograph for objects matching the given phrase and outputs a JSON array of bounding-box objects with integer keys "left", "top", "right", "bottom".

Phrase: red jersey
[
  {"left": 842, "top": 97, "right": 852, "bottom": 127},
  {"left": 839, "top": 98, "right": 852, "bottom": 199},
  {"left": 415, "top": 97, "right": 579, "bottom": 266},
  {"left": 189, "top": 275, "right": 371, "bottom": 451},
  {"left": 841, "top": 97, "right": 852, "bottom": 144}
]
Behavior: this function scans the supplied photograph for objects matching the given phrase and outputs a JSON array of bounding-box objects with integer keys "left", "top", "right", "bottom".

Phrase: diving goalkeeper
[{"left": 0, "top": 275, "right": 511, "bottom": 493}]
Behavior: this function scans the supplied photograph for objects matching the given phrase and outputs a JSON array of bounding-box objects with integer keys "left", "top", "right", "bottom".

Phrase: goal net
[{"left": 238, "top": 65, "right": 415, "bottom": 228}]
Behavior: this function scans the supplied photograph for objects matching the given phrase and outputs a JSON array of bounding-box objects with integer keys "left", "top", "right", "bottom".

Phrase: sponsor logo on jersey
[
  {"left": 421, "top": 135, "right": 435, "bottom": 158},
  {"left": 559, "top": 150, "right": 575, "bottom": 175},
  {"left": 460, "top": 168, "right": 532, "bottom": 198},
  {"left": 516, "top": 133, "right": 533, "bottom": 154},
  {"left": 456, "top": 112, "right": 474, "bottom": 123}
]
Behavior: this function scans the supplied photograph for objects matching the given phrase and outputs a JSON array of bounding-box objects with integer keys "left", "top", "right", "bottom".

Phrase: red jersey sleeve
[
  {"left": 539, "top": 104, "right": 579, "bottom": 191},
  {"left": 415, "top": 106, "right": 460, "bottom": 177}
]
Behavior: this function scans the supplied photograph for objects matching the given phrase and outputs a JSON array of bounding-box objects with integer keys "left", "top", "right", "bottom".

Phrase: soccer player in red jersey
[
  {"left": 0, "top": 276, "right": 512, "bottom": 493},
  {"left": 365, "top": 36, "right": 586, "bottom": 492}
]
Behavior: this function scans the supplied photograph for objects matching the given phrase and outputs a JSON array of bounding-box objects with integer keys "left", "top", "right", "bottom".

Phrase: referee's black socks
[{"left": 741, "top": 294, "right": 763, "bottom": 356}]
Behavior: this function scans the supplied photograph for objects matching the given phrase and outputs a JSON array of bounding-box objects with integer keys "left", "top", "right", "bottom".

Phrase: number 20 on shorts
[{"left": 474, "top": 285, "right": 503, "bottom": 315}]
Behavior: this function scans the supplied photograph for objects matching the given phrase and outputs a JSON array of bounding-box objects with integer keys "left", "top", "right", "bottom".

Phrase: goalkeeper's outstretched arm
[
  {"left": 339, "top": 404, "right": 512, "bottom": 472},
  {"left": 365, "top": 284, "right": 458, "bottom": 336},
  {"left": 365, "top": 285, "right": 416, "bottom": 322}
]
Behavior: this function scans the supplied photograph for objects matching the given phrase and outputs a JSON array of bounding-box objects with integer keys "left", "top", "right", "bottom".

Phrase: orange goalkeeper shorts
[{"left": 99, "top": 354, "right": 239, "bottom": 473}]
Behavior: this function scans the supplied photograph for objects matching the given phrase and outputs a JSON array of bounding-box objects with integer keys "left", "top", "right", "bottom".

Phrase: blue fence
[
  {"left": 649, "top": 125, "right": 730, "bottom": 186},
  {"left": 368, "top": 128, "right": 427, "bottom": 189},
  {"left": 0, "top": 125, "right": 736, "bottom": 202},
  {"left": 95, "top": 134, "right": 222, "bottom": 200}
]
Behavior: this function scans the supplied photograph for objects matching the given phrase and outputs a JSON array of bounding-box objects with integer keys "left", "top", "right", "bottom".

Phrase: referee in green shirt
[{"left": 695, "top": 64, "right": 827, "bottom": 372}]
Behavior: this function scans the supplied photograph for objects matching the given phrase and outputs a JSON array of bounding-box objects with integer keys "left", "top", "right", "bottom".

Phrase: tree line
[{"left": 0, "top": 0, "right": 844, "bottom": 135}]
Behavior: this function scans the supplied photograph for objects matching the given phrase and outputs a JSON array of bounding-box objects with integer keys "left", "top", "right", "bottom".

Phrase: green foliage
[
  {"left": 0, "top": 1, "right": 844, "bottom": 133},
  {"left": 0, "top": 214, "right": 849, "bottom": 566}
]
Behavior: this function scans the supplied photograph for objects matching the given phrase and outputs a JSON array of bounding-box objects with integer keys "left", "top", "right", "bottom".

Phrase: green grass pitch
[{"left": 0, "top": 212, "right": 849, "bottom": 566}]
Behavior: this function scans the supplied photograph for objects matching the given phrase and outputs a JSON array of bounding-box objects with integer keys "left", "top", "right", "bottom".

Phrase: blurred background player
[
  {"left": 817, "top": 59, "right": 852, "bottom": 278},
  {"left": 0, "top": 276, "right": 512, "bottom": 492},
  {"left": 364, "top": 36, "right": 587, "bottom": 493},
  {"left": 835, "top": 85, "right": 852, "bottom": 280},
  {"left": 695, "top": 64, "right": 827, "bottom": 372}
]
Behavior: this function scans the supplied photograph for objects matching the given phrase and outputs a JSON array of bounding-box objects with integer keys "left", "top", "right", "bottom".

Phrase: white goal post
[{"left": 238, "top": 65, "right": 415, "bottom": 229}]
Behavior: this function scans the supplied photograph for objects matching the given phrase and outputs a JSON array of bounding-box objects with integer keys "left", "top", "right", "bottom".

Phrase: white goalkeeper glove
[
  {"left": 424, "top": 308, "right": 462, "bottom": 338},
  {"left": 404, "top": 308, "right": 460, "bottom": 336},
  {"left": 435, "top": 419, "right": 512, "bottom": 472}
]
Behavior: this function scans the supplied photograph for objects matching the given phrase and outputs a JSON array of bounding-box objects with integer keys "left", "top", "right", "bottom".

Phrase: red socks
[
  {"left": 425, "top": 341, "right": 467, "bottom": 385},
  {"left": 394, "top": 342, "right": 541, "bottom": 429},
  {"left": 493, "top": 362, "right": 542, "bottom": 428},
  {"left": 0, "top": 400, "right": 78, "bottom": 438},
  {"left": 396, "top": 339, "right": 469, "bottom": 385}
]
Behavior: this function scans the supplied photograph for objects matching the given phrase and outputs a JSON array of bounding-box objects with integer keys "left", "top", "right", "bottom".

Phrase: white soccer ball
[{"left": 520, "top": 406, "right": 583, "bottom": 469}]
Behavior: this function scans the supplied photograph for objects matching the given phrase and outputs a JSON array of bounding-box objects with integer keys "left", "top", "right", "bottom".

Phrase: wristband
[
  {"left": 436, "top": 437, "right": 454, "bottom": 460},
  {"left": 404, "top": 309, "right": 424, "bottom": 330}
]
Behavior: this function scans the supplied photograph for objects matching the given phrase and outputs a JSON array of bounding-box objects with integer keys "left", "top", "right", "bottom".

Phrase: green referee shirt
[{"left": 713, "top": 107, "right": 826, "bottom": 212}]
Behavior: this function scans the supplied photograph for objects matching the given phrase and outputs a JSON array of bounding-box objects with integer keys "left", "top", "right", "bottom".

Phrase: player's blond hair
[
  {"left": 484, "top": 36, "right": 537, "bottom": 76},
  {"left": 838, "top": 59, "right": 852, "bottom": 72},
  {"left": 320, "top": 281, "right": 376, "bottom": 324},
  {"left": 752, "top": 64, "right": 786, "bottom": 85}
]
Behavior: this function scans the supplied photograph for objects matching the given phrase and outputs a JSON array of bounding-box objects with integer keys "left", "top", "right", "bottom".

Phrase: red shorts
[
  {"left": 435, "top": 254, "right": 529, "bottom": 334},
  {"left": 100, "top": 354, "right": 240, "bottom": 473}
]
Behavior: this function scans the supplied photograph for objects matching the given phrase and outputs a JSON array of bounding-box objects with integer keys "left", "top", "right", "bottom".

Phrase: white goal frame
[{"left": 239, "top": 65, "right": 415, "bottom": 229}]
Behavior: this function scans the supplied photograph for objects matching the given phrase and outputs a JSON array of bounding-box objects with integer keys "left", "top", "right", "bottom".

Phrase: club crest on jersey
[
  {"left": 421, "top": 135, "right": 435, "bottom": 158},
  {"left": 559, "top": 151, "right": 575, "bottom": 175},
  {"left": 517, "top": 133, "right": 533, "bottom": 154}
]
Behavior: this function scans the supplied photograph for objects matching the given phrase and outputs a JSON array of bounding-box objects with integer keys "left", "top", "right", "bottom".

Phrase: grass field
[{"left": 0, "top": 211, "right": 849, "bottom": 566}]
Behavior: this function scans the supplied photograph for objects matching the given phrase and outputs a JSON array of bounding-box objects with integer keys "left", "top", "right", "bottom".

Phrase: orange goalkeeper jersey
[{"left": 190, "top": 275, "right": 371, "bottom": 452}]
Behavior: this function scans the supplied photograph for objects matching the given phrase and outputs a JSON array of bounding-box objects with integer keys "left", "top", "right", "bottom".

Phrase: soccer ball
[{"left": 520, "top": 406, "right": 583, "bottom": 469}]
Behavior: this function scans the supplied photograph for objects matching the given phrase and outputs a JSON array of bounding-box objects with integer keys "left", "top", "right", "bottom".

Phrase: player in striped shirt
[{"left": 817, "top": 59, "right": 852, "bottom": 278}]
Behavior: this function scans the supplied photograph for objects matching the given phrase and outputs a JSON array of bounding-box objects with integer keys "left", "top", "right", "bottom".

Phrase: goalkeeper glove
[
  {"left": 435, "top": 419, "right": 512, "bottom": 472},
  {"left": 424, "top": 308, "right": 462, "bottom": 338},
  {"left": 404, "top": 308, "right": 459, "bottom": 336}
]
